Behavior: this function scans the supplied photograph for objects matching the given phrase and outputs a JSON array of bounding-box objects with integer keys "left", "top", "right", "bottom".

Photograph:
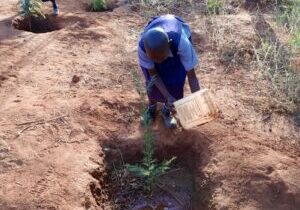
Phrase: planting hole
[
  {"left": 12, "top": 15, "right": 61, "bottom": 33},
  {"left": 90, "top": 131, "right": 212, "bottom": 209}
]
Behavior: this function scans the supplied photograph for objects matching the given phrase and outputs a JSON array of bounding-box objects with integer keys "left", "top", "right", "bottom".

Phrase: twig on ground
[
  {"left": 117, "top": 72, "right": 130, "bottom": 84},
  {"left": 156, "top": 182, "right": 184, "bottom": 206},
  {"left": 117, "top": 148, "right": 125, "bottom": 167},
  {"left": 58, "top": 138, "right": 89, "bottom": 144},
  {"left": 158, "top": 167, "right": 184, "bottom": 177},
  {"left": 15, "top": 125, "right": 35, "bottom": 138},
  {"left": 15, "top": 115, "right": 69, "bottom": 138},
  {"left": 112, "top": 161, "right": 121, "bottom": 184},
  {"left": 16, "top": 114, "right": 69, "bottom": 126},
  {"left": 16, "top": 119, "right": 44, "bottom": 126}
]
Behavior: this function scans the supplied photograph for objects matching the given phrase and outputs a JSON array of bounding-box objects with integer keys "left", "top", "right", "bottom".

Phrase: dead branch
[
  {"left": 158, "top": 167, "right": 184, "bottom": 177},
  {"left": 16, "top": 114, "right": 69, "bottom": 126},
  {"left": 58, "top": 138, "right": 89, "bottom": 144},
  {"left": 15, "top": 115, "right": 69, "bottom": 138},
  {"left": 156, "top": 182, "right": 185, "bottom": 206}
]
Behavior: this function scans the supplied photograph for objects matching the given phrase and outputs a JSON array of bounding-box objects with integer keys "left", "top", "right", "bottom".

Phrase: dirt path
[{"left": 0, "top": 0, "right": 299, "bottom": 210}]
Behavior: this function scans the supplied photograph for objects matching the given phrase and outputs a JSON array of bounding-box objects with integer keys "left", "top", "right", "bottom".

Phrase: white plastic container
[{"left": 174, "top": 89, "right": 218, "bottom": 129}]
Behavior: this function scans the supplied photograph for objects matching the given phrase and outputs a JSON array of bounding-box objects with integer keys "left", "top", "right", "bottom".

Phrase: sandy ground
[{"left": 0, "top": 0, "right": 299, "bottom": 209}]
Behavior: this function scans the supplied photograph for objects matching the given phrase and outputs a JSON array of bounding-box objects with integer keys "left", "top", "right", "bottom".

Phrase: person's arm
[
  {"left": 187, "top": 69, "right": 200, "bottom": 93},
  {"left": 148, "top": 68, "right": 176, "bottom": 105},
  {"left": 177, "top": 28, "right": 201, "bottom": 93}
]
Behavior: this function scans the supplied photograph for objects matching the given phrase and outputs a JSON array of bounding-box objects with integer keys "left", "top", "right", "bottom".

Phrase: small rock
[
  {"left": 72, "top": 75, "right": 80, "bottom": 83},
  {"left": 209, "top": 66, "right": 217, "bottom": 71},
  {"left": 0, "top": 76, "right": 7, "bottom": 81}
]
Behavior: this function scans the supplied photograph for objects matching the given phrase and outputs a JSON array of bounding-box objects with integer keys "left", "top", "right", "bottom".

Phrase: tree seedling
[
  {"left": 127, "top": 69, "right": 176, "bottom": 193},
  {"left": 19, "top": 0, "right": 45, "bottom": 18}
]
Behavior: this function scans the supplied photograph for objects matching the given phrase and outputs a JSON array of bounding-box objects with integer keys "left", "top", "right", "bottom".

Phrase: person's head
[{"left": 144, "top": 27, "right": 170, "bottom": 63}]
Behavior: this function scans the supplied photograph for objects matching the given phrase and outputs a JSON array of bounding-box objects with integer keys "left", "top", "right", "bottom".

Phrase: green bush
[
  {"left": 19, "top": 0, "right": 45, "bottom": 18},
  {"left": 90, "top": 0, "right": 107, "bottom": 11},
  {"left": 207, "top": 0, "right": 222, "bottom": 14},
  {"left": 276, "top": 0, "right": 300, "bottom": 31}
]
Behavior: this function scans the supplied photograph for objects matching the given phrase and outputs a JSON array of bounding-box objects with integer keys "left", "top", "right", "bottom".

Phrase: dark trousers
[{"left": 42, "top": 0, "right": 58, "bottom": 10}]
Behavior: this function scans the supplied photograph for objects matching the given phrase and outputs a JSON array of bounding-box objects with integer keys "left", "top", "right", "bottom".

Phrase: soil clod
[{"left": 72, "top": 75, "right": 80, "bottom": 83}]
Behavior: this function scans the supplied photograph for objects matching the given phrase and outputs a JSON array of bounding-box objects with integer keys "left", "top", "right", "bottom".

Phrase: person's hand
[{"left": 166, "top": 96, "right": 176, "bottom": 111}]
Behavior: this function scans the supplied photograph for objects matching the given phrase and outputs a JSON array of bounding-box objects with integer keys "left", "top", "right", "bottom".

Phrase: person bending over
[{"left": 138, "top": 15, "right": 201, "bottom": 129}]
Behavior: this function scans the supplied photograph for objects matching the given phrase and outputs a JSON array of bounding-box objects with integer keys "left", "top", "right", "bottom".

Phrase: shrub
[
  {"left": 90, "top": 0, "right": 107, "bottom": 11},
  {"left": 276, "top": 0, "right": 300, "bottom": 32},
  {"left": 207, "top": 0, "right": 222, "bottom": 14}
]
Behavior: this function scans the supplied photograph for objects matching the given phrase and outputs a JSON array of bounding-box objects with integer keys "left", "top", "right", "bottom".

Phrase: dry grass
[
  {"left": 253, "top": 38, "right": 299, "bottom": 104},
  {"left": 206, "top": 14, "right": 259, "bottom": 70},
  {"left": 128, "top": 0, "right": 194, "bottom": 20},
  {"left": 205, "top": 6, "right": 299, "bottom": 114},
  {"left": 253, "top": 1, "right": 300, "bottom": 106}
]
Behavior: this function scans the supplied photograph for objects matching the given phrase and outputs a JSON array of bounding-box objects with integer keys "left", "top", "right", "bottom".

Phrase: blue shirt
[{"left": 138, "top": 24, "right": 199, "bottom": 71}]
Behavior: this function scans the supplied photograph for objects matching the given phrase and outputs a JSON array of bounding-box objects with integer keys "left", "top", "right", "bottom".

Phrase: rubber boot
[{"left": 161, "top": 105, "right": 177, "bottom": 129}]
